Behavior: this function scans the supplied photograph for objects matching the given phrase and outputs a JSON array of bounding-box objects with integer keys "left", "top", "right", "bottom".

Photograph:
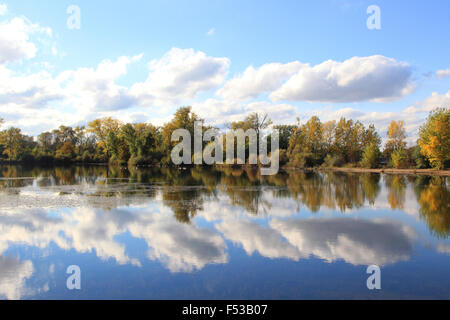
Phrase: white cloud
[
  {"left": 422, "top": 90, "right": 450, "bottom": 111},
  {"left": 0, "top": 17, "right": 51, "bottom": 64},
  {"left": 0, "top": 55, "right": 142, "bottom": 135},
  {"left": 0, "top": 13, "right": 431, "bottom": 143},
  {"left": 216, "top": 219, "right": 302, "bottom": 260},
  {"left": 0, "top": 204, "right": 228, "bottom": 273},
  {"left": 0, "top": 65, "right": 63, "bottom": 109},
  {"left": 436, "top": 69, "right": 450, "bottom": 79},
  {"left": 400, "top": 90, "right": 450, "bottom": 143},
  {"left": 130, "top": 213, "right": 228, "bottom": 273},
  {"left": 207, "top": 28, "right": 215, "bottom": 36},
  {"left": 436, "top": 243, "right": 450, "bottom": 254},
  {"left": 270, "top": 218, "right": 416, "bottom": 266},
  {"left": 130, "top": 48, "right": 230, "bottom": 107},
  {"left": 217, "top": 62, "right": 303, "bottom": 101},
  {"left": 0, "top": 256, "right": 34, "bottom": 300},
  {"left": 271, "top": 55, "right": 414, "bottom": 103},
  {"left": 192, "top": 99, "right": 298, "bottom": 127},
  {"left": 60, "top": 55, "right": 142, "bottom": 113}
]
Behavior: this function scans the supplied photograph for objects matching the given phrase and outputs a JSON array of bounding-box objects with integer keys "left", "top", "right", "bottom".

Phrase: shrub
[
  {"left": 361, "top": 143, "right": 381, "bottom": 168},
  {"left": 323, "top": 154, "right": 341, "bottom": 167},
  {"left": 391, "top": 149, "right": 408, "bottom": 169}
]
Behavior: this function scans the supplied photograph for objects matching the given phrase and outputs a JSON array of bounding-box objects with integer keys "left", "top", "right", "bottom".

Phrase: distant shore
[
  {"left": 1, "top": 160, "right": 449, "bottom": 176},
  {"left": 285, "top": 166, "right": 450, "bottom": 176}
]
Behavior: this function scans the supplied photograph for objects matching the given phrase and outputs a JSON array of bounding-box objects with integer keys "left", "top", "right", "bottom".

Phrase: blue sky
[{"left": 0, "top": 0, "right": 449, "bottom": 144}]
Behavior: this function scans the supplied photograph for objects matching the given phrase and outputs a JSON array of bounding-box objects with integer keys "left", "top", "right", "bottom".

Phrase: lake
[{"left": 0, "top": 165, "right": 449, "bottom": 299}]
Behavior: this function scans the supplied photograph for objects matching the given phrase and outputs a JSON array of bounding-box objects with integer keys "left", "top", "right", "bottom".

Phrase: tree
[
  {"left": 362, "top": 124, "right": 381, "bottom": 149},
  {"left": 162, "top": 107, "right": 202, "bottom": 147},
  {"left": 332, "top": 118, "right": 365, "bottom": 164},
  {"left": 0, "top": 127, "right": 25, "bottom": 160},
  {"left": 87, "top": 118, "right": 122, "bottom": 157},
  {"left": 287, "top": 116, "right": 324, "bottom": 167},
  {"left": 273, "top": 125, "right": 295, "bottom": 150},
  {"left": 55, "top": 141, "right": 76, "bottom": 161},
  {"left": 412, "top": 145, "right": 430, "bottom": 169},
  {"left": 418, "top": 108, "right": 450, "bottom": 169},
  {"left": 230, "top": 112, "right": 273, "bottom": 158},
  {"left": 161, "top": 107, "right": 207, "bottom": 164},
  {"left": 361, "top": 142, "right": 381, "bottom": 168},
  {"left": 391, "top": 148, "right": 408, "bottom": 169},
  {"left": 38, "top": 131, "right": 54, "bottom": 154},
  {"left": 385, "top": 120, "right": 407, "bottom": 153},
  {"left": 106, "top": 131, "right": 130, "bottom": 164},
  {"left": 231, "top": 112, "right": 273, "bottom": 138},
  {"left": 322, "top": 120, "right": 336, "bottom": 154},
  {"left": 52, "top": 126, "right": 77, "bottom": 148}
]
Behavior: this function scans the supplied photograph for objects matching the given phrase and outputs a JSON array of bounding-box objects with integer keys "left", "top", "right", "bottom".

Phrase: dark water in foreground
[{"left": 0, "top": 165, "right": 449, "bottom": 300}]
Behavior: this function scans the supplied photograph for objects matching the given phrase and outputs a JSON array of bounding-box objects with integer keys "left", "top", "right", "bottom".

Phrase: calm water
[{"left": 0, "top": 165, "right": 449, "bottom": 300}]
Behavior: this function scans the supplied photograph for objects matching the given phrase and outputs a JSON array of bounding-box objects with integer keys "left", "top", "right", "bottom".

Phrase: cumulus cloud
[
  {"left": 270, "top": 218, "right": 416, "bottom": 266},
  {"left": 60, "top": 55, "right": 142, "bottom": 113},
  {"left": 436, "top": 243, "right": 450, "bottom": 254},
  {"left": 192, "top": 99, "right": 298, "bottom": 127},
  {"left": 0, "top": 256, "right": 34, "bottom": 300},
  {"left": 0, "top": 55, "right": 142, "bottom": 135},
  {"left": 0, "top": 13, "right": 429, "bottom": 142},
  {"left": 217, "top": 219, "right": 301, "bottom": 260},
  {"left": 215, "top": 215, "right": 417, "bottom": 267},
  {"left": 0, "top": 17, "right": 51, "bottom": 64},
  {"left": 436, "top": 69, "right": 450, "bottom": 79},
  {"left": 421, "top": 90, "right": 450, "bottom": 110},
  {"left": 130, "top": 213, "right": 228, "bottom": 273},
  {"left": 0, "top": 65, "right": 63, "bottom": 109},
  {"left": 130, "top": 48, "right": 230, "bottom": 106},
  {"left": 391, "top": 90, "right": 450, "bottom": 144},
  {"left": 271, "top": 55, "right": 414, "bottom": 103},
  {"left": 217, "top": 62, "right": 303, "bottom": 100},
  {"left": 0, "top": 204, "right": 227, "bottom": 273}
]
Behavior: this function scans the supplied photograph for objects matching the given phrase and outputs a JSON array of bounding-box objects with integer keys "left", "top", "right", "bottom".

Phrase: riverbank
[
  {"left": 285, "top": 166, "right": 450, "bottom": 176},
  {"left": 1, "top": 160, "right": 449, "bottom": 176}
]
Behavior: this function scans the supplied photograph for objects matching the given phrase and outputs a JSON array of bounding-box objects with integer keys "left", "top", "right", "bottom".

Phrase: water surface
[{"left": 0, "top": 165, "right": 449, "bottom": 299}]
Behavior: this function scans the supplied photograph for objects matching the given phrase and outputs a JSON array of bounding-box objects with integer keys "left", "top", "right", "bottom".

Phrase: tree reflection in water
[{"left": 0, "top": 164, "right": 448, "bottom": 237}]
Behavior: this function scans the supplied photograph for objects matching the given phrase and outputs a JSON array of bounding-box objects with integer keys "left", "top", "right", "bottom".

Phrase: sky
[{"left": 0, "top": 0, "right": 449, "bottom": 145}]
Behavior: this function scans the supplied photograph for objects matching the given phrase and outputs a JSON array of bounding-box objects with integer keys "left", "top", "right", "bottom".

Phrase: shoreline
[
  {"left": 1, "top": 161, "right": 449, "bottom": 176},
  {"left": 285, "top": 166, "right": 450, "bottom": 176}
]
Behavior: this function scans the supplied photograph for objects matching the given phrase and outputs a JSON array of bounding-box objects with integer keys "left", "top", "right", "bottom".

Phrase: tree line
[{"left": 0, "top": 107, "right": 448, "bottom": 169}]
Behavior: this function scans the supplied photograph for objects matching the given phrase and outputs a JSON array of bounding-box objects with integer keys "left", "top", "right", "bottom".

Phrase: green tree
[
  {"left": 121, "top": 123, "right": 160, "bottom": 165},
  {"left": 391, "top": 148, "right": 408, "bottom": 169},
  {"left": 273, "top": 125, "right": 295, "bottom": 150},
  {"left": 0, "top": 127, "right": 25, "bottom": 160},
  {"left": 333, "top": 118, "right": 365, "bottom": 164},
  {"left": 161, "top": 107, "right": 207, "bottom": 164},
  {"left": 361, "top": 142, "right": 381, "bottom": 168},
  {"left": 55, "top": 141, "right": 76, "bottom": 161},
  {"left": 418, "top": 108, "right": 450, "bottom": 169},
  {"left": 287, "top": 116, "right": 324, "bottom": 167},
  {"left": 87, "top": 117, "right": 122, "bottom": 157}
]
